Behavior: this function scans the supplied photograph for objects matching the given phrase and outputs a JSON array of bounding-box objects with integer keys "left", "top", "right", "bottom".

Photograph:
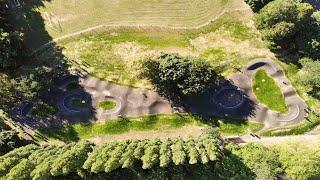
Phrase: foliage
[
  {"left": 142, "top": 53, "right": 219, "bottom": 100},
  {"left": 0, "top": 29, "right": 25, "bottom": 69},
  {"left": 245, "top": 0, "right": 274, "bottom": 12},
  {"left": 298, "top": 57, "right": 320, "bottom": 94},
  {"left": 253, "top": 69, "right": 288, "bottom": 113},
  {"left": 216, "top": 143, "right": 282, "bottom": 180},
  {"left": 255, "top": 0, "right": 319, "bottom": 59},
  {"left": 0, "top": 129, "right": 222, "bottom": 179},
  {"left": 273, "top": 143, "right": 320, "bottom": 180},
  {"left": 0, "top": 130, "right": 25, "bottom": 156}
]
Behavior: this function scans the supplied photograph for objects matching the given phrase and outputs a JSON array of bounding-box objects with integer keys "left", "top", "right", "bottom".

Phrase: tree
[
  {"left": 141, "top": 139, "right": 160, "bottom": 169},
  {"left": 274, "top": 143, "right": 320, "bottom": 180},
  {"left": 104, "top": 141, "right": 128, "bottom": 172},
  {"left": 245, "top": 0, "right": 274, "bottom": 12},
  {"left": 0, "top": 130, "right": 25, "bottom": 155},
  {"left": 159, "top": 139, "right": 172, "bottom": 167},
  {"left": 298, "top": 58, "right": 320, "bottom": 96},
  {"left": 142, "top": 53, "right": 219, "bottom": 100},
  {"left": 50, "top": 141, "right": 93, "bottom": 176},
  {"left": 171, "top": 138, "right": 186, "bottom": 165},
  {"left": 255, "top": 0, "right": 319, "bottom": 59},
  {"left": 185, "top": 138, "right": 199, "bottom": 165},
  {"left": 0, "top": 29, "right": 24, "bottom": 68}
]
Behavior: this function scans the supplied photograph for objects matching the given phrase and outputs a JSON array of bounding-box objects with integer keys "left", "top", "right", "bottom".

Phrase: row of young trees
[{"left": 0, "top": 129, "right": 222, "bottom": 180}]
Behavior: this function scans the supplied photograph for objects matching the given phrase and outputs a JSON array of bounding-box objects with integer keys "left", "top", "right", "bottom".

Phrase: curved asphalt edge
[{"left": 230, "top": 59, "right": 308, "bottom": 130}]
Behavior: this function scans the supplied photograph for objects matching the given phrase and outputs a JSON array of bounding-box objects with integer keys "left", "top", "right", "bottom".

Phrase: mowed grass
[
  {"left": 253, "top": 69, "right": 288, "bottom": 113},
  {"left": 36, "top": 0, "right": 245, "bottom": 39},
  {"left": 218, "top": 119, "right": 264, "bottom": 135},
  {"left": 59, "top": 12, "right": 261, "bottom": 88},
  {"left": 37, "top": 114, "right": 263, "bottom": 142}
]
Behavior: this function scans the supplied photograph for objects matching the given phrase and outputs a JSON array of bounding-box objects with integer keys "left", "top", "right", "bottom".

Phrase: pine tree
[
  {"left": 50, "top": 141, "right": 93, "bottom": 176},
  {"left": 104, "top": 141, "right": 128, "bottom": 173},
  {"left": 141, "top": 139, "right": 160, "bottom": 169},
  {"left": 90, "top": 142, "right": 118, "bottom": 173},
  {"left": 185, "top": 137, "right": 199, "bottom": 164},
  {"left": 133, "top": 140, "right": 147, "bottom": 159},
  {"left": 0, "top": 144, "right": 39, "bottom": 176},
  {"left": 4, "top": 158, "right": 35, "bottom": 180},
  {"left": 31, "top": 144, "right": 75, "bottom": 180},
  {"left": 159, "top": 139, "right": 172, "bottom": 167},
  {"left": 171, "top": 138, "right": 186, "bottom": 165},
  {"left": 196, "top": 141, "right": 209, "bottom": 164},
  {"left": 120, "top": 140, "right": 139, "bottom": 168},
  {"left": 83, "top": 143, "right": 108, "bottom": 170}
]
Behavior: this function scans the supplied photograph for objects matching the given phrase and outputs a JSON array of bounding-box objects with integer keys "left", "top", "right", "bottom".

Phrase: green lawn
[
  {"left": 253, "top": 69, "right": 288, "bottom": 113},
  {"left": 99, "top": 100, "right": 116, "bottom": 110},
  {"left": 37, "top": 114, "right": 263, "bottom": 142},
  {"left": 58, "top": 13, "right": 261, "bottom": 88},
  {"left": 218, "top": 119, "right": 264, "bottom": 136}
]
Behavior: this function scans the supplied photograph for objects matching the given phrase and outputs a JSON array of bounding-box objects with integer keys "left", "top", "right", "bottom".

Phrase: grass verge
[
  {"left": 253, "top": 69, "right": 288, "bottom": 113},
  {"left": 37, "top": 114, "right": 263, "bottom": 142}
]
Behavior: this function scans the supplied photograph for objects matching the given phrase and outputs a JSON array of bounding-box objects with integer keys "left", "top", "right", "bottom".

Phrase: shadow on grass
[{"left": 37, "top": 125, "right": 79, "bottom": 143}]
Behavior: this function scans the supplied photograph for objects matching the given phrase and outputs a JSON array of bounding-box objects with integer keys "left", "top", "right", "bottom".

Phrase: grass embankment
[
  {"left": 253, "top": 69, "right": 288, "bottom": 113},
  {"left": 37, "top": 114, "right": 263, "bottom": 142}
]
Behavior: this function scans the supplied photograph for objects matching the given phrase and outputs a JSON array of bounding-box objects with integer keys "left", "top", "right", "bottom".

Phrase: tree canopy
[
  {"left": 255, "top": 0, "right": 320, "bottom": 59},
  {"left": 142, "top": 53, "right": 219, "bottom": 100}
]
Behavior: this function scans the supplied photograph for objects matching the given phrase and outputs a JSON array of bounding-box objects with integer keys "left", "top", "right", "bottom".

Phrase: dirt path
[
  {"left": 88, "top": 125, "right": 204, "bottom": 145},
  {"left": 230, "top": 134, "right": 320, "bottom": 147}
]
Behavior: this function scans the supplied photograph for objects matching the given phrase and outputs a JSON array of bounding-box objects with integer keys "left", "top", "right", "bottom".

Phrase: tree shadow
[
  {"left": 167, "top": 78, "right": 257, "bottom": 121},
  {"left": 37, "top": 125, "right": 80, "bottom": 143},
  {"left": 8, "top": 1, "right": 96, "bottom": 130}
]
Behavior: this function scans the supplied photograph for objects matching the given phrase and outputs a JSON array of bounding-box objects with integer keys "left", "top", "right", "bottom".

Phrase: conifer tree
[
  {"left": 159, "top": 139, "right": 172, "bottom": 167},
  {"left": 0, "top": 144, "right": 39, "bottom": 176},
  {"left": 104, "top": 141, "right": 128, "bottom": 173},
  {"left": 50, "top": 141, "right": 92, "bottom": 176},
  {"left": 185, "top": 137, "right": 199, "bottom": 164},
  {"left": 141, "top": 139, "right": 160, "bottom": 169},
  {"left": 90, "top": 142, "right": 118, "bottom": 173},
  {"left": 120, "top": 140, "right": 139, "bottom": 168},
  {"left": 171, "top": 138, "right": 186, "bottom": 165},
  {"left": 133, "top": 140, "right": 147, "bottom": 159},
  {"left": 4, "top": 158, "right": 35, "bottom": 180}
]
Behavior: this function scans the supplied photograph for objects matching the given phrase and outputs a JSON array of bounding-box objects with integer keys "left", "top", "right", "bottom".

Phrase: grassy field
[
  {"left": 57, "top": 10, "right": 270, "bottom": 88},
  {"left": 37, "top": 114, "right": 263, "bottom": 142},
  {"left": 36, "top": 0, "right": 246, "bottom": 38},
  {"left": 253, "top": 69, "right": 288, "bottom": 113}
]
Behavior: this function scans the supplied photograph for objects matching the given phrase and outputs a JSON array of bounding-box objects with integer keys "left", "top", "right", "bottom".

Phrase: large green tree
[
  {"left": 142, "top": 53, "right": 219, "bottom": 100},
  {"left": 255, "top": 0, "right": 319, "bottom": 59},
  {"left": 298, "top": 57, "right": 320, "bottom": 96}
]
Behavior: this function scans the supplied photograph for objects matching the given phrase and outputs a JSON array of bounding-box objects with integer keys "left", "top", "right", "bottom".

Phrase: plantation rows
[{"left": 0, "top": 129, "right": 222, "bottom": 180}]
